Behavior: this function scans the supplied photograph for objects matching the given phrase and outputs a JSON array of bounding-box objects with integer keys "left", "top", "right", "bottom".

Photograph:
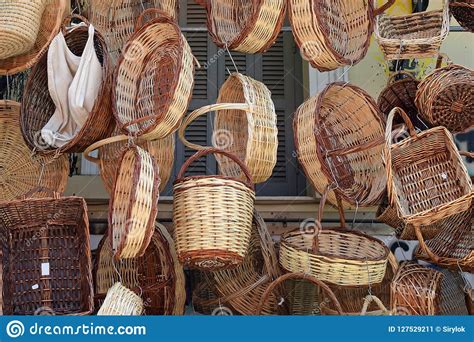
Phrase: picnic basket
[
  {"left": 450, "top": 0, "right": 474, "bottom": 32},
  {"left": 97, "top": 282, "right": 143, "bottom": 316}
]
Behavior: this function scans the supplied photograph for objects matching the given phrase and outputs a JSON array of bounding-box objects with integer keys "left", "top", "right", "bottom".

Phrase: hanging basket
[
  {"left": 94, "top": 223, "right": 186, "bottom": 315},
  {"left": 293, "top": 82, "right": 386, "bottom": 207},
  {"left": 279, "top": 186, "right": 390, "bottom": 287},
  {"left": 450, "top": 0, "right": 474, "bottom": 32},
  {"left": 196, "top": 0, "right": 286, "bottom": 54},
  {"left": 375, "top": 0, "right": 450, "bottom": 60},
  {"left": 179, "top": 73, "right": 278, "bottom": 184},
  {"left": 288, "top": 0, "right": 395, "bottom": 71},
  {"left": 113, "top": 8, "right": 196, "bottom": 140},
  {"left": 415, "top": 56, "right": 474, "bottom": 133},
  {"left": 84, "top": 129, "right": 175, "bottom": 193},
  {"left": 0, "top": 187, "right": 93, "bottom": 315},
  {"left": 97, "top": 282, "right": 143, "bottom": 316},
  {"left": 0, "top": 0, "right": 67, "bottom": 75},
  {"left": 173, "top": 148, "right": 255, "bottom": 271},
  {"left": 391, "top": 262, "right": 442, "bottom": 315},
  {"left": 20, "top": 15, "right": 114, "bottom": 155},
  {"left": 384, "top": 107, "right": 473, "bottom": 227},
  {"left": 212, "top": 210, "right": 281, "bottom": 315},
  {"left": 89, "top": 0, "right": 179, "bottom": 65},
  {"left": 0, "top": 101, "right": 68, "bottom": 201}
]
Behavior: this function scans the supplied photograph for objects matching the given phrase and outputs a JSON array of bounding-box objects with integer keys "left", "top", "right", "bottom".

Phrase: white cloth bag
[{"left": 42, "top": 24, "right": 102, "bottom": 148}]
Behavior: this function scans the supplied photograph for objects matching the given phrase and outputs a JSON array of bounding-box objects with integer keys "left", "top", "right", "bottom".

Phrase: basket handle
[
  {"left": 373, "top": 0, "right": 396, "bottom": 16},
  {"left": 20, "top": 186, "right": 61, "bottom": 200},
  {"left": 178, "top": 103, "right": 252, "bottom": 151},
  {"left": 460, "top": 151, "right": 474, "bottom": 159},
  {"left": 360, "top": 295, "right": 390, "bottom": 315},
  {"left": 83, "top": 134, "right": 138, "bottom": 164},
  {"left": 254, "top": 272, "right": 343, "bottom": 315},
  {"left": 387, "top": 71, "right": 416, "bottom": 85},
  {"left": 387, "top": 251, "right": 399, "bottom": 274},
  {"left": 176, "top": 147, "right": 254, "bottom": 188},
  {"left": 134, "top": 8, "right": 174, "bottom": 31},
  {"left": 61, "top": 14, "right": 91, "bottom": 33}
]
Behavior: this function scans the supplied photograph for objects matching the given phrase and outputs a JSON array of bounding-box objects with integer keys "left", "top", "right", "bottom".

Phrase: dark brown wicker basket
[
  {"left": 0, "top": 187, "right": 93, "bottom": 315},
  {"left": 450, "top": 0, "right": 474, "bottom": 32},
  {"left": 20, "top": 15, "right": 113, "bottom": 155}
]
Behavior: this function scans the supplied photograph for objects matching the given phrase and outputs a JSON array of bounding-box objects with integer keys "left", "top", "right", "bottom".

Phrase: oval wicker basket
[
  {"left": 20, "top": 15, "right": 114, "bottom": 155},
  {"left": 0, "top": 101, "right": 68, "bottom": 200},
  {"left": 173, "top": 148, "right": 255, "bottom": 271},
  {"left": 84, "top": 129, "right": 175, "bottom": 193},
  {"left": 94, "top": 223, "right": 186, "bottom": 315},
  {"left": 288, "top": 0, "right": 395, "bottom": 71},
  {"left": 196, "top": 0, "right": 286, "bottom": 54},
  {"left": 375, "top": 0, "right": 450, "bottom": 60},
  {"left": 108, "top": 145, "right": 160, "bottom": 259},
  {"left": 0, "top": 0, "right": 67, "bottom": 75},
  {"left": 97, "top": 282, "right": 143, "bottom": 316},
  {"left": 89, "top": 0, "right": 179, "bottom": 65},
  {"left": 293, "top": 82, "right": 386, "bottom": 207},
  {"left": 415, "top": 60, "right": 474, "bottom": 133},
  {"left": 384, "top": 107, "right": 473, "bottom": 227},
  {"left": 179, "top": 73, "right": 278, "bottom": 184},
  {"left": 113, "top": 8, "right": 196, "bottom": 140},
  {"left": 279, "top": 186, "right": 390, "bottom": 287},
  {"left": 450, "top": 0, "right": 474, "bottom": 32}
]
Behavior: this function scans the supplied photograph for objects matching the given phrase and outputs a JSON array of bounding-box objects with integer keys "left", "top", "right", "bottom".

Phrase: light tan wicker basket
[
  {"left": 97, "top": 282, "right": 143, "bottom": 316},
  {"left": 179, "top": 73, "right": 278, "bottom": 184}
]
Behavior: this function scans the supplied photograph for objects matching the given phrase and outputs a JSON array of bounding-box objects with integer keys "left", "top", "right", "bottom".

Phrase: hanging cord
[
  {"left": 351, "top": 200, "right": 359, "bottom": 230},
  {"left": 225, "top": 44, "right": 239, "bottom": 75},
  {"left": 111, "top": 257, "right": 124, "bottom": 285}
]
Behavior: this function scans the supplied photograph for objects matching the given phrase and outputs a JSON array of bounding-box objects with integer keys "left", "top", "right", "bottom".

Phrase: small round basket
[
  {"left": 196, "top": 0, "right": 286, "bottom": 54},
  {"left": 173, "top": 148, "right": 255, "bottom": 271},
  {"left": 97, "top": 282, "right": 143, "bottom": 316},
  {"left": 179, "top": 73, "right": 278, "bottom": 184},
  {"left": 450, "top": 0, "right": 474, "bottom": 32},
  {"left": 113, "top": 8, "right": 196, "bottom": 140}
]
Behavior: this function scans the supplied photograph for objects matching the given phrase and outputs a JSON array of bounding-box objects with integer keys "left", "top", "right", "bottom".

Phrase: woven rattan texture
[
  {"left": 450, "top": 0, "right": 474, "bottom": 32},
  {"left": 97, "top": 282, "right": 143, "bottom": 315}
]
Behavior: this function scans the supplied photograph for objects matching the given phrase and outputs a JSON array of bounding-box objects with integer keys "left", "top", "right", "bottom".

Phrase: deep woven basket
[
  {"left": 288, "top": 0, "right": 395, "bottom": 71},
  {"left": 179, "top": 73, "right": 278, "bottom": 184},
  {"left": 384, "top": 107, "right": 473, "bottom": 227},
  {"left": 0, "top": 188, "right": 93, "bottom": 315},
  {"left": 415, "top": 60, "right": 474, "bottom": 133},
  {"left": 450, "top": 0, "right": 474, "bottom": 32},
  {"left": 89, "top": 0, "right": 179, "bottom": 65},
  {"left": 0, "top": 101, "right": 68, "bottom": 201},
  {"left": 293, "top": 82, "right": 386, "bottom": 207},
  {"left": 438, "top": 268, "right": 470, "bottom": 315},
  {"left": 279, "top": 186, "right": 390, "bottom": 287},
  {"left": 20, "top": 15, "right": 114, "bottom": 155},
  {"left": 113, "top": 8, "right": 195, "bottom": 140},
  {"left": 0, "top": 0, "right": 67, "bottom": 75},
  {"left": 173, "top": 148, "right": 255, "bottom": 271},
  {"left": 283, "top": 277, "right": 322, "bottom": 315},
  {"left": 97, "top": 282, "right": 143, "bottom": 316},
  {"left": 375, "top": 0, "right": 450, "bottom": 60},
  {"left": 94, "top": 223, "right": 186, "bottom": 315},
  {"left": 196, "top": 0, "right": 286, "bottom": 54}
]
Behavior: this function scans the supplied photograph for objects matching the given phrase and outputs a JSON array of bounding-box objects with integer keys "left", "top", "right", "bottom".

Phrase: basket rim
[{"left": 173, "top": 174, "right": 256, "bottom": 193}]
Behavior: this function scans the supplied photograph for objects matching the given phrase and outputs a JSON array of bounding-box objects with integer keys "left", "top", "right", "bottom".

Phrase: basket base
[{"left": 179, "top": 249, "right": 244, "bottom": 271}]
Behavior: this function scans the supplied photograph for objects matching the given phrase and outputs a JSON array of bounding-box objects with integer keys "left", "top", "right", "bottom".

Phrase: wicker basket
[
  {"left": 97, "top": 282, "right": 143, "bottom": 316},
  {"left": 0, "top": 101, "right": 68, "bottom": 201},
  {"left": 384, "top": 107, "right": 473, "bottom": 227},
  {"left": 375, "top": 0, "right": 450, "bottom": 60},
  {"left": 109, "top": 145, "right": 160, "bottom": 259},
  {"left": 179, "top": 73, "right": 278, "bottom": 184},
  {"left": 196, "top": 0, "right": 286, "bottom": 54},
  {"left": 0, "top": 0, "right": 67, "bottom": 75},
  {"left": 173, "top": 148, "right": 255, "bottom": 271},
  {"left": 450, "top": 0, "right": 474, "bottom": 32},
  {"left": 293, "top": 82, "right": 386, "bottom": 207},
  {"left": 89, "top": 0, "right": 179, "bottom": 65},
  {"left": 415, "top": 58, "right": 474, "bottom": 133},
  {"left": 0, "top": 188, "right": 93, "bottom": 315},
  {"left": 283, "top": 278, "right": 322, "bottom": 315},
  {"left": 84, "top": 129, "right": 175, "bottom": 193},
  {"left": 288, "top": 0, "right": 395, "bottom": 71},
  {"left": 279, "top": 186, "right": 390, "bottom": 287},
  {"left": 192, "top": 280, "right": 235, "bottom": 315},
  {"left": 20, "top": 15, "right": 114, "bottom": 155},
  {"left": 113, "top": 8, "right": 196, "bottom": 140},
  {"left": 212, "top": 210, "right": 280, "bottom": 315},
  {"left": 391, "top": 262, "right": 442, "bottom": 315},
  {"left": 438, "top": 268, "right": 470, "bottom": 315}
]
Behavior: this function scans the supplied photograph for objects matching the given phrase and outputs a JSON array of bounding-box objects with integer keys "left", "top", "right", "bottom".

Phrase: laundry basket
[
  {"left": 0, "top": 188, "right": 93, "bottom": 315},
  {"left": 0, "top": 0, "right": 67, "bottom": 75},
  {"left": 173, "top": 148, "right": 255, "bottom": 271},
  {"left": 113, "top": 8, "right": 196, "bottom": 140},
  {"left": 288, "top": 0, "right": 395, "bottom": 71},
  {"left": 21, "top": 15, "right": 113, "bottom": 155},
  {"left": 196, "top": 0, "right": 286, "bottom": 54},
  {"left": 450, "top": 0, "right": 474, "bottom": 32},
  {"left": 0, "top": 101, "right": 68, "bottom": 201},
  {"left": 97, "top": 282, "right": 143, "bottom": 316},
  {"left": 179, "top": 73, "right": 278, "bottom": 184},
  {"left": 293, "top": 82, "right": 386, "bottom": 207}
]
